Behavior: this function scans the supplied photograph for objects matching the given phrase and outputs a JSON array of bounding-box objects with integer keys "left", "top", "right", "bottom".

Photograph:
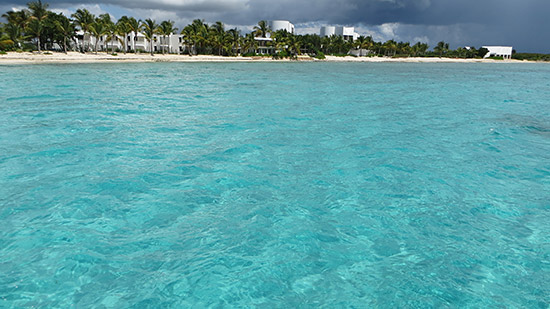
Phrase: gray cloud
[{"left": 1, "top": 0, "right": 549, "bottom": 52}]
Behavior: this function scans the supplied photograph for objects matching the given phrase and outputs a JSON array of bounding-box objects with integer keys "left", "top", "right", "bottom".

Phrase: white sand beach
[{"left": 0, "top": 51, "right": 531, "bottom": 64}]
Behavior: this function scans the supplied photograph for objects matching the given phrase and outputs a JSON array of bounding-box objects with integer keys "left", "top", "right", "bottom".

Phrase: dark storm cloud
[{"left": 1, "top": 0, "right": 549, "bottom": 52}]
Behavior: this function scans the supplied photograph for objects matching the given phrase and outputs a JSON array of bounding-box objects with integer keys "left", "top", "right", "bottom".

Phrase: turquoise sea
[{"left": 0, "top": 62, "right": 549, "bottom": 307}]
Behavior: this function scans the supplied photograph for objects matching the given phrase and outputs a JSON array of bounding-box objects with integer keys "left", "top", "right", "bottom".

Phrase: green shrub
[
  {"left": 488, "top": 56, "right": 504, "bottom": 60},
  {"left": 513, "top": 53, "right": 550, "bottom": 61},
  {"left": 111, "top": 53, "right": 118, "bottom": 56},
  {"left": 0, "top": 39, "right": 14, "bottom": 51},
  {"left": 43, "top": 51, "right": 52, "bottom": 55},
  {"left": 315, "top": 51, "right": 325, "bottom": 59},
  {"left": 0, "top": 51, "right": 7, "bottom": 55},
  {"left": 274, "top": 50, "right": 290, "bottom": 59}
]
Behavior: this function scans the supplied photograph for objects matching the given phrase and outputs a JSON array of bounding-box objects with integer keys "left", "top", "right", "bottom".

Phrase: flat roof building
[
  {"left": 269, "top": 20, "right": 295, "bottom": 34},
  {"left": 482, "top": 46, "right": 513, "bottom": 59},
  {"left": 320, "top": 26, "right": 359, "bottom": 41}
]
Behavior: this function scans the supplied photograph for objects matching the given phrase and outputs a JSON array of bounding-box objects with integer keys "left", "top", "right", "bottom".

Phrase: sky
[{"left": 1, "top": 0, "right": 548, "bottom": 52}]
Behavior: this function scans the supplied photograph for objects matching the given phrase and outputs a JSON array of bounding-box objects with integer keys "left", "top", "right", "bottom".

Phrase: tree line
[{"left": 1, "top": 0, "right": 495, "bottom": 59}]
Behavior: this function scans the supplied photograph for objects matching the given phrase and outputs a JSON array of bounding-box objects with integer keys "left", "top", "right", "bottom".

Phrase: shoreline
[{"left": 0, "top": 51, "right": 538, "bottom": 64}]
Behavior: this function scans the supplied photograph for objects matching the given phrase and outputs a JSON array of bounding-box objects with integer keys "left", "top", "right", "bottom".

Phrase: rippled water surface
[{"left": 1, "top": 62, "right": 549, "bottom": 307}]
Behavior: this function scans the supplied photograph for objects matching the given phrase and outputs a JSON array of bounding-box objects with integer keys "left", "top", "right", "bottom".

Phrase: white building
[
  {"left": 76, "top": 30, "right": 183, "bottom": 54},
  {"left": 250, "top": 20, "right": 295, "bottom": 54},
  {"left": 154, "top": 34, "right": 182, "bottom": 54},
  {"left": 254, "top": 37, "right": 274, "bottom": 54},
  {"left": 127, "top": 32, "right": 149, "bottom": 52},
  {"left": 268, "top": 20, "right": 295, "bottom": 34},
  {"left": 482, "top": 46, "right": 513, "bottom": 59},
  {"left": 75, "top": 31, "right": 124, "bottom": 52},
  {"left": 320, "top": 26, "right": 360, "bottom": 41}
]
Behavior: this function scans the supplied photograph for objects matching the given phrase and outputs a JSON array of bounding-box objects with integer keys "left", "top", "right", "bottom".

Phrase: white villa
[
  {"left": 253, "top": 20, "right": 295, "bottom": 55},
  {"left": 75, "top": 31, "right": 184, "bottom": 54},
  {"left": 268, "top": 20, "right": 295, "bottom": 34},
  {"left": 320, "top": 26, "right": 360, "bottom": 41},
  {"left": 482, "top": 46, "right": 513, "bottom": 59},
  {"left": 254, "top": 37, "right": 274, "bottom": 54}
]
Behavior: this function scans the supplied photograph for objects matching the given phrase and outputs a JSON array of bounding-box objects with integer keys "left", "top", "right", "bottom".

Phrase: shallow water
[{"left": 1, "top": 62, "right": 549, "bottom": 307}]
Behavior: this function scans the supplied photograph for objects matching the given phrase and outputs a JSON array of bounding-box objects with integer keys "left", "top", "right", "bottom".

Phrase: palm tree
[
  {"left": 116, "top": 16, "right": 131, "bottom": 54},
  {"left": 181, "top": 25, "right": 195, "bottom": 56},
  {"left": 106, "top": 24, "right": 119, "bottom": 53},
  {"left": 189, "top": 19, "right": 208, "bottom": 54},
  {"left": 320, "top": 35, "right": 330, "bottom": 54},
  {"left": 0, "top": 23, "right": 7, "bottom": 44},
  {"left": 412, "top": 42, "right": 428, "bottom": 56},
  {"left": 3, "top": 22, "right": 23, "bottom": 48},
  {"left": 158, "top": 20, "right": 177, "bottom": 54},
  {"left": 125, "top": 17, "right": 140, "bottom": 53},
  {"left": 55, "top": 15, "right": 75, "bottom": 53},
  {"left": 210, "top": 21, "right": 226, "bottom": 55},
  {"left": 26, "top": 0, "right": 49, "bottom": 52},
  {"left": 2, "top": 10, "right": 29, "bottom": 48},
  {"left": 89, "top": 18, "right": 108, "bottom": 53},
  {"left": 71, "top": 9, "right": 94, "bottom": 52},
  {"left": 287, "top": 35, "right": 301, "bottom": 57},
  {"left": 434, "top": 41, "right": 449, "bottom": 57},
  {"left": 241, "top": 32, "right": 257, "bottom": 54},
  {"left": 329, "top": 35, "right": 345, "bottom": 54},
  {"left": 272, "top": 30, "right": 287, "bottom": 53},
  {"left": 227, "top": 28, "right": 240, "bottom": 56},
  {"left": 25, "top": 19, "right": 43, "bottom": 51},
  {"left": 372, "top": 41, "right": 383, "bottom": 56},
  {"left": 2, "top": 10, "right": 29, "bottom": 29},
  {"left": 98, "top": 14, "right": 115, "bottom": 52},
  {"left": 1, "top": 23, "right": 15, "bottom": 50},
  {"left": 299, "top": 34, "right": 321, "bottom": 55},
  {"left": 253, "top": 20, "right": 270, "bottom": 38},
  {"left": 397, "top": 41, "right": 411, "bottom": 56},
  {"left": 355, "top": 36, "right": 372, "bottom": 57},
  {"left": 140, "top": 18, "right": 158, "bottom": 56},
  {"left": 383, "top": 39, "right": 397, "bottom": 56},
  {"left": 2, "top": 12, "right": 26, "bottom": 49}
]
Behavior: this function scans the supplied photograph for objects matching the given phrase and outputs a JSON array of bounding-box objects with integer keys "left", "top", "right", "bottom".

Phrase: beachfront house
[
  {"left": 75, "top": 31, "right": 124, "bottom": 52},
  {"left": 75, "top": 30, "right": 184, "bottom": 54},
  {"left": 482, "top": 46, "right": 513, "bottom": 59},
  {"left": 127, "top": 32, "right": 149, "bottom": 52},
  {"left": 76, "top": 30, "right": 142, "bottom": 53},
  {"left": 320, "top": 26, "right": 360, "bottom": 41},
  {"left": 254, "top": 37, "right": 274, "bottom": 55},
  {"left": 128, "top": 32, "right": 184, "bottom": 54},
  {"left": 153, "top": 34, "right": 182, "bottom": 54},
  {"left": 252, "top": 20, "right": 295, "bottom": 55}
]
